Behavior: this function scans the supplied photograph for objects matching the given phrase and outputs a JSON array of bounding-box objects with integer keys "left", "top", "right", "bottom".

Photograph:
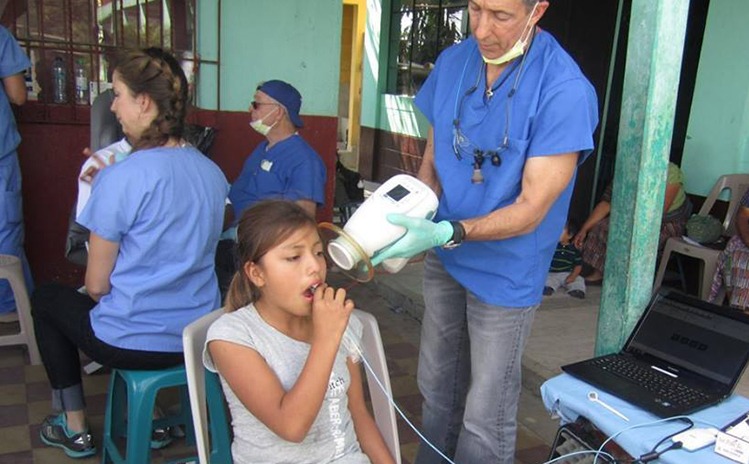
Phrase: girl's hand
[{"left": 311, "top": 284, "right": 354, "bottom": 345}]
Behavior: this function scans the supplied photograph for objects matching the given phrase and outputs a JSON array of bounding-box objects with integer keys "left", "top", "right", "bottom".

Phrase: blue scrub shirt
[
  {"left": 79, "top": 146, "right": 229, "bottom": 352},
  {"left": 415, "top": 32, "right": 599, "bottom": 307},
  {"left": 229, "top": 134, "right": 326, "bottom": 222}
]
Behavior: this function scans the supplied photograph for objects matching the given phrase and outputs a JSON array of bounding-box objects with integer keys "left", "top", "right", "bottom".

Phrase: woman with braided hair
[{"left": 31, "top": 48, "right": 228, "bottom": 458}]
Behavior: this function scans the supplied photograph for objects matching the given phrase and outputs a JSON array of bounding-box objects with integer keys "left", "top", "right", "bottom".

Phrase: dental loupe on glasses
[{"left": 319, "top": 174, "right": 439, "bottom": 282}]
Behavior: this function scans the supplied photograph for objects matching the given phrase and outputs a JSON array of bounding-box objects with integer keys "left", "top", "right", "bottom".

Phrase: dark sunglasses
[{"left": 250, "top": 101, "right": 279, "bottom": 110}]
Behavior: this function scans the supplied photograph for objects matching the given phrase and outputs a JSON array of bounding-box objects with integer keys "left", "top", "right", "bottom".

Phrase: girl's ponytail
[{"left": 224, "top": 271, "right": 255, "bottom": 312}]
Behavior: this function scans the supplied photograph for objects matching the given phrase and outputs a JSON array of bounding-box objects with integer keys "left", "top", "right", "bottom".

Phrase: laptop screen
[{"left": 626, "top": 291, "right": 749, "bottom": 385}]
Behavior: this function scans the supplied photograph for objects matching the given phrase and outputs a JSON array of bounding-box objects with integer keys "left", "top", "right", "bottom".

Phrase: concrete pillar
[{"left": 595, "top": 0, "right": 690, "bottom": 355}]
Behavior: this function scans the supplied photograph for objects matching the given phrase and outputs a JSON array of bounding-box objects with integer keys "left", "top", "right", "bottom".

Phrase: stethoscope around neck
[{"left": 451, "top": 29, "right": 536, "bottom": 183}]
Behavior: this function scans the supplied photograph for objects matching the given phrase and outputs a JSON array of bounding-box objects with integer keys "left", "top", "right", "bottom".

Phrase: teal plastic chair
[{"left": 101, "top": 366, "right": 196, "bottom": 464}]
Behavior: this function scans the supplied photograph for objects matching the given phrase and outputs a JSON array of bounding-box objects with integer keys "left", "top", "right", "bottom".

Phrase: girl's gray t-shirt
[{"left": 204, "top": 304, "right": 370, "bottom": 464}]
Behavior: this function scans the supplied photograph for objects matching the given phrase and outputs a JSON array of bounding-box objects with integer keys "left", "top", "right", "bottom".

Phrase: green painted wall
[
  {"left": 196, "top": 0, "right": 219, "bottom": 110},
  {"left": 682, "top": 0, "right": 749, "bottom": 196},
  {"left": 195, "top": 0, "right": 342, "bottom": 116},
  {"left": 360, "top": 0, "right": 384, "bottom": 129},
  {"left": 360, "top": 0, "right": 428, "bottom": 138}
]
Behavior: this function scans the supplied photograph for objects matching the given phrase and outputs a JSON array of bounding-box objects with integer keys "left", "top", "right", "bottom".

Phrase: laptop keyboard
[{"left": 591, "top": 356, "right": 711, "bottom": 407}]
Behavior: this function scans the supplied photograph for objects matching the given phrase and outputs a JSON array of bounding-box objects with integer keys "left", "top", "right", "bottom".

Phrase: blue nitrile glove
[{"left": 370, "top": 214, "right": 454, "bottom": 267}]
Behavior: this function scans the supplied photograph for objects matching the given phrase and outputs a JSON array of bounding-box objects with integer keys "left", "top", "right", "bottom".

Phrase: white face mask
[
  {"left": 482, "top": 3, "right": 538, "bottom": 66},
  {"left": 249, "top": 107, "right": 279, "bottom": 136}
]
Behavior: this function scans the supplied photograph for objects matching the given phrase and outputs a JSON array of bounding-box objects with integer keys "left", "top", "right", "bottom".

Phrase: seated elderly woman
[
  {"left": 31, "top": 48, "right": 228, "bottom": 458},
  {"left": 709, "top": 188, "right": 749, "bottom": 310},
  {"left": 573, "top": 162, "right": 691, "bottom": 284}
]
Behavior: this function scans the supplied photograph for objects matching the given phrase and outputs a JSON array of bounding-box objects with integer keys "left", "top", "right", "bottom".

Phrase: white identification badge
[
  {"left": 716, "top": 414, "right": 749, "bottom": 464},
  {"left": 260, "top": 159, "right": 273, "bottom": 172},
  {"left": 715, "top": 431, "right": 749, "bottom": 463}
]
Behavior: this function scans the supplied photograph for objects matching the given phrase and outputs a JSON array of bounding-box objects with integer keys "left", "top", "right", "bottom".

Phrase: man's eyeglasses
[{"left": 250, "top": 101, "right": 279, "bottom": 110}]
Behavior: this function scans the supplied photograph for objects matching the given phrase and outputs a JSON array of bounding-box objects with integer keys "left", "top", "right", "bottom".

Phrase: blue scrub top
[
  {"left": 0, "top": 25, "right": 30, "bottom": 162},
  {"left": 228, "top": 134, "right": 326, "bottom": 221},
  {"left": 79, "top": 146, "right": 229, "bottom": 352},
  {"left": 415, "top": 32, "right": 599, "bottom": 307}
]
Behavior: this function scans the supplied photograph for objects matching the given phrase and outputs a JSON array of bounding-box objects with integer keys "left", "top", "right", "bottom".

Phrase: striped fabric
[{"left": 549, "top": 243, "right": 582, "bottom": 273}]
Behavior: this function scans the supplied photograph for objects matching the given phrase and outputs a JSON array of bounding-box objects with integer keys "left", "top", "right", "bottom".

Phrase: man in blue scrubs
[
  {"left": 0, "top": 26, "right": 31, "bottom": 322},
  {"left": 229, "top": 80, "right": 326, "bottom": 220},
  {"left": 373, "top": 1, "right": 599, "bottom": 462}
]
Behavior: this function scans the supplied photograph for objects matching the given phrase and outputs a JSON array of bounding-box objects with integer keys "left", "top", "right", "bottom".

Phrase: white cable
[
  {"left": 351, "top": 339, "right": 631, "bottom": 464},
  {"left": 348, "top": 339, "right": 458, "bottom": 464},
  {"left": 352, "top": 339, "right": 635, "bottom": 464}
]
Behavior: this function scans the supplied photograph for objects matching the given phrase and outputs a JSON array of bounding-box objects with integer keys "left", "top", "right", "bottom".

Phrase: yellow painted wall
[{"left": 342, "top": 0, "right": 366, "bottom": 153}]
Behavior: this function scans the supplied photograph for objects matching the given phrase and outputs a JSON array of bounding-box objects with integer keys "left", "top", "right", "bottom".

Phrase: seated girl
[{"left": 204, "top": 200, "right": 395, "bottom": 463}]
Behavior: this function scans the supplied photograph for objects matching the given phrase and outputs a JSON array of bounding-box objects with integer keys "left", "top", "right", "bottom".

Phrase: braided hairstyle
[{"left": 114, "top": 47, "right": 188, "bottom": 151}]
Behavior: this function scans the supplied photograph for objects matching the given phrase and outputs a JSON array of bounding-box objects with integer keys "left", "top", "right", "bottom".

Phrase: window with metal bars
[
  {"left": 387, "top": 0, "right": 469, "bottom": 96},
  {"left": 2, "top": 0, "right": 210, "bottom": 119}
]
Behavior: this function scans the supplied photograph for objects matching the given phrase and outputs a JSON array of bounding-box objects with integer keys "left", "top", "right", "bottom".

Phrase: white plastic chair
[
  {"left": 183, "top": 308, "right": 402, "bottom": 464},
  {"left": 654, "top": 174, "right": 749, "bottom": 300},
  {"left": 183, "top": 308, "right": 231, "bottom": 464},
  {"left": 355, "top": 309, "right": 402, "bottom": 464},
  {"left": 0, "top": 255, "right": 41, "bottom": 364}
]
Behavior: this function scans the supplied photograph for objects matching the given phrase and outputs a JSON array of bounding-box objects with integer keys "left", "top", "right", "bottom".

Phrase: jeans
[
  {"left": 31, "top": 284, "right": 184, "bottom": 411},
  {"left": 415, "top": 252, "right": 537, "bottom": 464}
]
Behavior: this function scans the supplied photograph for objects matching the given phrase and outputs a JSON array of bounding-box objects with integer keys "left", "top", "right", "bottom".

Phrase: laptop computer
[{"left": 561, "top": 288, "right": 749, "bottom": 417}]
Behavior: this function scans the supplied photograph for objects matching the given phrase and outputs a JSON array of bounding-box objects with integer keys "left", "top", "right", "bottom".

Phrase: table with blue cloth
[{"left": 541, "top": 373, "right": 749, "bottom": 463}]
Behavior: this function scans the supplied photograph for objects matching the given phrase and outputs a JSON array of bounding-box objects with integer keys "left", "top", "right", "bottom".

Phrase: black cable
[
  {"left": 633, "top": 417, "right": 693, "bottom": 463},
  {"left": 652, "top": 418, "right": 693, "bottom": 451},
  {"left": 635, "top": 440, "right": 684, "bottom": 463}
]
